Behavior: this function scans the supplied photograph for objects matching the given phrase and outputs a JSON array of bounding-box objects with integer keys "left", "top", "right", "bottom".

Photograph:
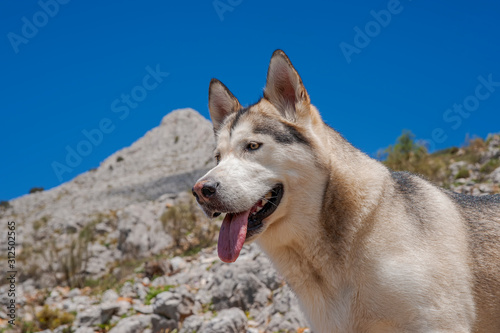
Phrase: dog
[{"left": 192, "top": 50, "right": 500, "bottom": 332}]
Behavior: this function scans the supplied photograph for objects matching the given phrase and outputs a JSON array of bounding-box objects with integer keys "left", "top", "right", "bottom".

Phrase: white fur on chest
[{"left": 296, "top": 282, "right": 355, "bottom": 333}]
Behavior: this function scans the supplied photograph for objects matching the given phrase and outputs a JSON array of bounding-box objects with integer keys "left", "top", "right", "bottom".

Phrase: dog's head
[{"left": 193, "top": 50, "right": 327, "bottom": 263}]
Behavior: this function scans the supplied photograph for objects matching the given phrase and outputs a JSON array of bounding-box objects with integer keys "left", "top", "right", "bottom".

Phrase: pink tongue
[{"left": 218, "top": 210, "right": 250, "bottom": 263}]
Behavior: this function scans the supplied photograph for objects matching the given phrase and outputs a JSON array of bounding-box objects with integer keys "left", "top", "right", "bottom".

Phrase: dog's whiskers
[{"left": 261, "top": 197, "right": 279, "bottom": 208}]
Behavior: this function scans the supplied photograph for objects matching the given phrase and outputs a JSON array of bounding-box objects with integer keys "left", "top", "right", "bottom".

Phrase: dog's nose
[{"left": 192, "top": 180, "right": 219, "bottom": 200}]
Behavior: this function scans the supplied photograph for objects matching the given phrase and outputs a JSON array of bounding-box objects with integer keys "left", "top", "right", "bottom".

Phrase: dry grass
[{"left": 160, "top": 195, "right": 219, "bottom": 256}]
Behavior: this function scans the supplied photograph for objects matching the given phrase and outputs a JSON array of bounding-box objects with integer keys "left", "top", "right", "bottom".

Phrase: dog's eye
[
  {"left": 215, "top": 153, "right": 221, "bottom": 164},
  {"left": 246, "top": 142, "right": 261, "bottom": 151}
]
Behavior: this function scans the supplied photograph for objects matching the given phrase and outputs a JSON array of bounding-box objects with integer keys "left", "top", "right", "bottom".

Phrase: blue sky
[{"left": 1, "top": 0, "right": 500, "bottom": 200}]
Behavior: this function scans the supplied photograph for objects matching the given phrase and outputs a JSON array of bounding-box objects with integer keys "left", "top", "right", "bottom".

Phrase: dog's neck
[{"left": 257, "top": 126, "right": 389, "bottom": 326}]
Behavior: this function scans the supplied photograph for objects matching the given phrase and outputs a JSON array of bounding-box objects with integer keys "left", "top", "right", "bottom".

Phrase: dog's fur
[{"left": 193, "top": 50, "right": 500, "bottom": 332}]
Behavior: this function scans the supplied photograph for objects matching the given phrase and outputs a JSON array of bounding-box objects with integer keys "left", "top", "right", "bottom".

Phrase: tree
[{"left": 382, "top": 130, "right": 427, "bottom": 173}]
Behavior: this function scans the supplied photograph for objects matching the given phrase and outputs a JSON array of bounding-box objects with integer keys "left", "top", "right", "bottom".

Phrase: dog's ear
[
  {"left": 208, "top": 79, "right": 241, "bottom": 132},
  {"left": 264, "top": 50, "right": 310, "bottom": 121}
]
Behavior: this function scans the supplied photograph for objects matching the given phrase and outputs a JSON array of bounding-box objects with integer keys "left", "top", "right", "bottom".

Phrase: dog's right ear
[{"left": 208, "top": 78, "right": 241, "bottom": 133}]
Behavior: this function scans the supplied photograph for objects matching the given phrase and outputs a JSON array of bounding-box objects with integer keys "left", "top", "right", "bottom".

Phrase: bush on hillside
[
  {"left": 29, "top": 187, "right": 44, "bottom": 194},
  {"left": 160, "top": 195, "right": 218, "bottom": 255},
  {"left": 381, "top": 131, "right": 492, "bottom": 187}
]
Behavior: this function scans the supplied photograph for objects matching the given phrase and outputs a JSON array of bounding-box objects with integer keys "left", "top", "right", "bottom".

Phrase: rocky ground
[
  {"left": 1, "top": 243, "right": 310, "bottom": 333},
  {"left": 1, "top": 108, "right": 499, "bottom": 333}
]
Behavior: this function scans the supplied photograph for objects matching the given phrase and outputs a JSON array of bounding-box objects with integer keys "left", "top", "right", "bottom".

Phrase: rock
[
  {"left": 255, "top": 286, "right": 309, "bottom": 332},
  {"left": 153, "top": 288, "right": 194, "bottom": 322},
  {"left": 110, "top": 315, "right": 122, "bottom": 325},
  {"left": 135, "top": 282, "right": 149, "bottom": 301},
  {"left": 72, "top": 327, "right": 94, "bottom": 333},
  {"left": 71, "top": 295, "right": 93, "bottom": 313},
  {"left": 45, "top": 289, "right": 61, "bottom": 305},
  {"left": 271, "top": 287, "right": 294, "bottom": 314},
  {"left": 102, "top": 289, "right": 119, "bottom": 303},
  {"left": 151, "top": 314, "right": 177, "bottom": 332},
  {"left": 109, "top": 314, "right": 152, "bottom": 333},
  {"left": 95, "top": 222, "right": 112, "bottom": 234},
  {"left": 490, "top": 167, "right": 500, "bottom": 183},
  {"left": 134, "top": 304, "right": 154, "bottom": 314},
  {"left": 153, "top": 291, "right": 181, "bottom": 319},
  {"left": 117, "top": 300, "right": 132, "bottom": 316},
  {"left": 267, "top": 313, "right": 296, "bottom": 332},
  {"left": 74, "top": 303, "right": 120, "bottom": 327},
  {"left": 120, "top": 282, "right": 136, "bottom": 298},
  {"left": 151, "top": 275, "right": 171, "bottom": 288},
  {"left": 267, "top": 307, "right": 309, "bottom": 333},
  {"left": 171, "top": 256, "right": 187, "bottom": 272},
  {"left": 67, "top": 288, "right": 81, "bottom": 298},
  {"left": 211, "top": 268, "right": 271, "bottom": 311},
  {"left": 199, "top": 308, "right": 248, "bottom": 333},
  {"left": 74, "top": 305, "right": 102, "bottom": 327},
  {"left": 487, "top": 134, "right": 500, "bottom": 147},
  {"left": 179, "top": 315, "right": 205, "bottom": 333},
  {"left": 61, "top": 298, "right": 78, "bottom": 313},
  {"left": 478, "top": 183, "right": 494, "bottom": 194},
  {"left": 101, "top": 302, "right": 121, "bottom": 323},
  {"left": 481, "top": 148, "right": 500, "bottom": 163}
]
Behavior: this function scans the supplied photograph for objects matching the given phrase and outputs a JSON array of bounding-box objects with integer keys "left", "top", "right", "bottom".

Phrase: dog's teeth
[{"left": 265, "top": 192, "right": 272, "bottom": 200}]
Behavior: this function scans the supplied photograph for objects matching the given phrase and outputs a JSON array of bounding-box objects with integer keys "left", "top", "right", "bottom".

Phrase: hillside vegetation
[{"left": 381, "top": 131, "right": 500, "bottom": 194}]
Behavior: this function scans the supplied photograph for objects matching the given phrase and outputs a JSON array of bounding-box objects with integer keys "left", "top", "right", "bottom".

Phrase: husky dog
[{"left": 192, "top": 50, "right": 500, "bottom": 332}]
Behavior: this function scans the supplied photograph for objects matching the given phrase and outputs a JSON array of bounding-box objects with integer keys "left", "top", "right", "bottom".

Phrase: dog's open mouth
[{"left": 217, "top": 184, "right": 283, "bottom": 263}]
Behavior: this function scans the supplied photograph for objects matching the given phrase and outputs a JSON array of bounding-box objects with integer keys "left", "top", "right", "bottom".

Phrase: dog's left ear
[{"left": 264, "top": 50, "right": 311, "bottom": 121}]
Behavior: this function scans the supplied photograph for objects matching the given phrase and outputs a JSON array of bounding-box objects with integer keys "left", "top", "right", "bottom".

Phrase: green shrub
[
  {"left": 380, "top": 131, "right": 493, "bottom": 187},
  {"left": 20, "top": 320, "right": 37, "bottom": 333},
  {"left": 480, "top": 158, "right": 500, "bottom": 174},
  {"left": 381, "top": 130, "right": 444, "bottom": 181},
  {"left": 60, "top": 217, "right": 101, "bottom": 288},
  {"left": 455, "top": 168, "right": 470, "bottom": 179},
  {"left": 145, "top": 285, "right": 175, "bottom": 305},
  {"left": 381, "top": 131, "right": 427, "bottom": 172},
  {"left": 33, "top": 215, "right": 50, "bottom": 231},
  {"left": 36, "top": 305, "right": 74, "bottom": 330},
  {"left": 0, "top": 200, "right": 11, "bottom": 210},
  {"left": 29, "top": 187, "right": 44, "bottom": 194}
]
